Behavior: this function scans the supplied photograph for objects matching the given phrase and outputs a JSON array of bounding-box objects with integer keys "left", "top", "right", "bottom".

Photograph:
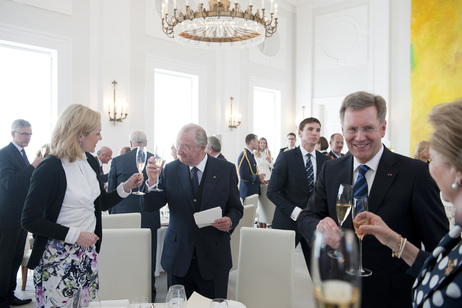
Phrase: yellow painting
[{"left": 410, "top": 0, "right": 462, "bottom": 155}]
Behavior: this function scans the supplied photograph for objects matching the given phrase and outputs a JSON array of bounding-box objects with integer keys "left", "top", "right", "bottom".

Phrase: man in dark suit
[
  {"left": 297, "top": 91, "right": 449, "bottom": 308},
  {"left": 237, "top": 133, "right": 267, "bottom": 202},
  {"left": 268, "top": 118, "right": 330, "bottom": 271},
  {"left": 0, "top": 120, "right": 43, "bottom": 308},
  {"left": 206, "top": 136, "right": 226, "bottom": 161},
  {"left": 143, "top": 124, "right": 242, "bottom": 299},
  {"left": 96, "top": 146, "right": 112, "bottom": 183},
  {"left": 279, "top": 132, "right": 297, "bottom": 153},
  {"left": 107, "top": 130, "right": 160, "bottom": 301},
  {"left": 328, "top": 133, "right": 345, "bottom": 158}
]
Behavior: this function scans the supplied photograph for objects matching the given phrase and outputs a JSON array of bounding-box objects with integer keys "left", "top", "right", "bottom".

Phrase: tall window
[
  {"left": 0, "top": 41, "right": 56, "bottom": 157},
  {"left": 253, "top": 87, "right": 281, "bottom": 156},
  {"left": 154, "top": 68, "right": 198, "bottom": 161}
]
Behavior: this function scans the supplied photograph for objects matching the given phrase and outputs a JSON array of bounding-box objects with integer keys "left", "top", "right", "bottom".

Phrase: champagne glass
[
  {"left": 328, "top": 184, "right": 353, "bottom": 258},
  {"left": 152, "top": 146, "right": 164, "bottom": 192},
  {"left": 210, "top": 298, "right": 229, "bottom": 308},
  {"left": 166, "top": 285, "right": 187, "bottom": 308},
  {"left": 40, "top": 146, "right": 47, "bottom": 157},
  {"left": 352, "top": 196, "right": 372, "bottom": 277},
  {"left": 133, "top": 147, "right": 147, "bottom": 195},
  {"left": 311, "top": 229, "right": 361, "bottom": 308}
]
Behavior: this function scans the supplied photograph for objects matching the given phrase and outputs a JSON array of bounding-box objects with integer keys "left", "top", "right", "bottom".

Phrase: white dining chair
[
  {"left": 243, "top": 193, "right": 259, "bottom": 224},
  {"left": 230, "top": 203, "right": 256, "bottom": 272},
  {"left": 258, "top": 184, "right": 276, "bottom": 226},
  {"left": 235, "top": 227, "right": 295, "bottom": 308},
  {"left": 98, "top": 228, "right": 151, "bottom": 301},
  {"left": 102, "top": 212, "right": 141, "bottom": 229}
]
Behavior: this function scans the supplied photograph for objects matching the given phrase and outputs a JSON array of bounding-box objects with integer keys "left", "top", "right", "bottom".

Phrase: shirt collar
[
  {"left": 11, "top": 141, "right": 24, "bottom": 152},
  {"left": 353, "top": 144, "right": 384, "bottom": 172},
  {"left": 190, "top": 153, "right": 208, "bottom": 173},
  {"left": 300, "top": 145, "right": 317, "bottom": 159}
]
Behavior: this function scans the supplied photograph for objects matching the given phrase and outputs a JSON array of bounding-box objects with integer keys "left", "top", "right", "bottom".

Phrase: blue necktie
[
  {"left": 21, "top": 149, "right": 30, "bottom": 166},
  {"left": 191, "top": 167, "right": 199, "bottom": 197},
  {"left": 353, "top": 165, "right": 370, "bottom": 198},
  {"left": 306, "top": 153, "right": 314, "bottom": 193}
]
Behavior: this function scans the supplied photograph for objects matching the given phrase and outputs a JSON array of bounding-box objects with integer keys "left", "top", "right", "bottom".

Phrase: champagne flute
[
  {"left": 40, "top": 146, "right": 47, "bottom": 157},
  {"left": 311, "top": 229, "right": 361, "bottom": 308},
  {"left": 152, "top": 146, "right": 164, "bottom": 192},
  {"left": 328, "top": 184, "right": 353, "bottom": 258},
  {"left": 166, "top": 285, "right": 187, "bottom": 308},
  {"left": 352, "top": 196, "right": 372, "bottom": 277},
  {"left": 133, "top": 146, "right": 147, "bottom": 195}
]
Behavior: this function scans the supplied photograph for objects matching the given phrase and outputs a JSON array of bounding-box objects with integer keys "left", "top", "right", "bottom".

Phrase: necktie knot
[
  {"left": 353, "top": 165, "right": 369, "bottom": 198},
  {"left": 358, "top": 164, "right": 369, "bottom": 176}
]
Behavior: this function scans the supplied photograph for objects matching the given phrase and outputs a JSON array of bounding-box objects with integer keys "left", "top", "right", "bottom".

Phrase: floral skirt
[{"left": 34, "top": 239, "right": 99, "bottom": 308}]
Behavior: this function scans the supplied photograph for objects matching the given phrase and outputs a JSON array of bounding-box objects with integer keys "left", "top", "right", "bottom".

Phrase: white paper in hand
[{"left": 193, "top": 206, "right": 222, "bottom": 228}]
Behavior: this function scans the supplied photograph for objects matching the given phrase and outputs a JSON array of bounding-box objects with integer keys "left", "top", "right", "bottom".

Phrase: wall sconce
[
  {"left": 108, "top": 80, "right": 128, "bottom": 124},
  {"left": 227, "top": 97, "right": 241, "bottom": 129}
]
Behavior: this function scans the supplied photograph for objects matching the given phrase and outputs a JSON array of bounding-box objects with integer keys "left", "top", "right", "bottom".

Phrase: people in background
[
  {"left": 21, "top": 104, "right": 142, "bottom": 308},
  {"left": 297, "top": 91, "right": 448, "bottom": 308},
  {"left": 238, "top": 134, "right": 267, "bottom": 202},
  {"left": 254, "top": 137, "right": 273, "bottom": 228},
  {"left": 328, "top": 133, "right": 345, "bottom": 158},
  {"left": 315, "top": 136, "right": 329, "bottom": 156},
  {"left": 96, "top": 146, "right": 113, "bottom": 183},
  {"left": 0, "top": 119, "right": 44, "bottom": 308},
  {"left": 108, "top": 130, "right": 160, "bottom": 301},
  {"left": 356, "top": 99, "right": 462, "bottom": 308},
  {"left": 279, "top": 132, "right": 297, "bottom": 153},
  {"left": 143, "top": 123, "right": 243, "bottom": 299},
  {"left": 413, "top": 140, "right": 430, "bottom": 163},
  {"left": 206, "top": 136, "right": 226, "bottom": 160},
  {"left": 35, "top": 143, "right": 51, "bottom": 158},
  {"left": 119, "top": 146, "right": 131, "bottom": 155},
  {"left": 268, "top": 117, "right": 330, "bottom": 272}
]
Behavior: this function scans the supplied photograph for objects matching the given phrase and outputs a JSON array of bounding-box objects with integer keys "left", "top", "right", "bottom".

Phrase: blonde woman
[
  {"left": 254, "top": 137, "right": 273, "bottom": 181},
  {"left": 414, "top": 140, "right": 430, "bottom": 163},
  {"left": 21, "top": 104, "right": 143, "bottom": 308}
]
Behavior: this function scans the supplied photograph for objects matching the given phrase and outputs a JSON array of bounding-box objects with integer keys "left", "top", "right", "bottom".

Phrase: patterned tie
[
  {"left": 305, "top": 153, "right": 314, "bottom": 193},
  {"left": 353, "top": 165, "right": 370, "bottom": 198},
  {"left": 21, "top": 149, "right": 30, "bottom": 166},
  {"left": 191, "top": 167, "right": 199, "bottom": 196}
]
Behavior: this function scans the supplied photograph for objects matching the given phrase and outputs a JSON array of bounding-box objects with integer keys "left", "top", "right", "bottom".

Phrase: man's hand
[
  {"left": 31, "top": 157, "right": 44, "bottom": 168},
  {"left": 316, "top": 217, "right": 339, "bottom": 247},
  {"left": 211, "top": 216, "right": 232, "bottom": 232},
  {"left": 146, "top": 157, "right": 165, "bottom": 187},
  {"left": 122, "top": 173, "right": 144, "bottom": 193},
  {"left": 259, "top": 174, "right": 268, "bottom": 184}
]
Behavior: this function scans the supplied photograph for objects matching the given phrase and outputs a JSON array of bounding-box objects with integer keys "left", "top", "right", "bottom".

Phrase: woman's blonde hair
[
  {"left": 254, "top": 137, "right": 272, "bottom": 158},
  {"left": 428, "top": 99, "right": 462, "bottom": 172},
  {"left": 51, "top": 104, "right": 101, "bottom": 162},
  {"left": 413, "top": 140, "right": 430, "bottom": 161}
]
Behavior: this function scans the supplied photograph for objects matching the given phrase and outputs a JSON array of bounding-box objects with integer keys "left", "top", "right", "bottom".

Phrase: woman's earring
[{"left": 452, "top": 179, "right": 459, "bottom": 189}]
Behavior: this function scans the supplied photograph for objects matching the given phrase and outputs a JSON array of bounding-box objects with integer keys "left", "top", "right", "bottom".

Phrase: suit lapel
[
  {"left": 368, "top": 147, "right": 398, "bottom": 213},
  {"left": 178, "top": 163, "right": 195, "bottom": 210},
  {"left": 294, "top": 147, "right": 310, "bottom": 188},
  {"left": 9, "top": 143, "right": 26, "bottom": 169}
]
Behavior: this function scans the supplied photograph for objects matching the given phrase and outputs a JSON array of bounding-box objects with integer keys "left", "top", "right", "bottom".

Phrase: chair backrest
[
  {"left": 236, "top": 227, "right": 295, "bottom": 308},
  {"left": 98, "top": 228, "right": 151, "bottom": 301},
  {"left": 230, "top": 204, "right": 256, "bottom": 272},
  {"left": 102, "top": 213, "right": 141, "bottom": 229},
  {"left": 258, "top": 184, "right": 276, "bottom": 225},
  {"left": 243, "top": 194, "right": 259, "bottom": 206}
]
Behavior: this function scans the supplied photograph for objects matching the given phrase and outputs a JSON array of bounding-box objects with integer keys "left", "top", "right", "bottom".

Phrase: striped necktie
[
  {"left": 306, "top": 153, "right": 314, "bottom": 193},
  {"left": 353, "top": 165, "right": 370, "bottom": 198}
]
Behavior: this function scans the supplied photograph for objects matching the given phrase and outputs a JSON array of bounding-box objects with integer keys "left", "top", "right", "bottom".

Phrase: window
[
  {"left": 154, "top": 68, "right": 198, "bottom": 161},
  {"left": 0, "top": 40, "right": 56, "bottom": 157},
  {"left": 253, "top": 87, "right": 281, "bottom": 156}
]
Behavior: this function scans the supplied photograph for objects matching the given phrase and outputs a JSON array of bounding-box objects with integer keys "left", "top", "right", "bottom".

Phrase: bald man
[{"left": 96, "top": 146, "right": 113, "bottom": 183}]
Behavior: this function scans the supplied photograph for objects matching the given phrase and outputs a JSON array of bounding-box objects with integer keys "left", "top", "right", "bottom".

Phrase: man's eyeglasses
[
  {"left": 14, "top": 131, "right": 32, "bottom": 137},
  {"left": 175, "top": 144, "right": 191, "bottom": 152},
  {"left": 344, "top": 126, "right": 379, "bottom": 135}
]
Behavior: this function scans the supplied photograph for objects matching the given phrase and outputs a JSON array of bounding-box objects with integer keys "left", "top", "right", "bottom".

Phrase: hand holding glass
[
  {"left": 336, "top": 184, "right": 353, "bottom": 228},
  {"left": 352, "top": 196, "right": 372, "bottom": 277},
  {"left": 133, "top": 147, "right": 147, "bottom": 195}
]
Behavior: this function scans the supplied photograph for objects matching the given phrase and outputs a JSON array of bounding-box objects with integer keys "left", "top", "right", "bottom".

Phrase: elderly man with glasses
[{"left": 0, "top": 119, "right": 43, "bottom": 308}]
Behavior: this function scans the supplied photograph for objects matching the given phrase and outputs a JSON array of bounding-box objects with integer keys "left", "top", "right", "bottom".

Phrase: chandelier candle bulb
[
  {"left": 174, "top": 0, "right": 176, "bottom": 9},
  {"left": 261, "top": 0, "right": 264, "bottom": 9},
  {"left": 274, "top": 4, "right": 277, "bottom": 18},
  {"left": 270, "top": 0, "right": 273, "bottom": 13}
]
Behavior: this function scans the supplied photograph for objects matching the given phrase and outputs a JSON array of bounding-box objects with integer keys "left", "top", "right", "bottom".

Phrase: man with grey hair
[
  {"left": 96, "top": 146, "right": 113, "bottom": 183},
  {"left": 107, "top": 130, "right": 159, "bottom": 301},
  {"left": 297, "top": 91, "right": 449, "bottom": 307},
  {"left": 0, "top": 119, "right": 43, "bottom": 307},
  {"left": 206, "top": 136, "right": 226, "bottom": 160},
  {"left": 328, "top": 133, "right": 344, "bottom": 158},
  {"left": 143, "top": 123, "right": 242, "bottom": 299}
]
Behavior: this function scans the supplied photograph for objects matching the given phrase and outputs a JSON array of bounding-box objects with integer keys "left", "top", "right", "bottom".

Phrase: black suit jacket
[
  {"left": 143, "top": 155, "right": 243, "bottom": 280},
  {"left": 0, "top": 142, "right": 35, "bottom": 228},
  {"left": 268, "top": 146, "right": 330, "bottom": 232},
  {"left": 297, "top": 146, "right": 449, "bottom": 307},
  {"left": 217, "top": 153, "right": 227, "bottom": 161},
  {"left": 108, "top": 149, "right": 160, "bottom": 231}
]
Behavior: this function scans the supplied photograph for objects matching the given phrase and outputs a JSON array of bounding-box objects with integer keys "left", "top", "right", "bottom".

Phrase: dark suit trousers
[
  {"left": 171, "top": 256, "right": 229, "bottom": 300},
  {"left": 0, "top": 227, "right": 27, "bottom": 300}
]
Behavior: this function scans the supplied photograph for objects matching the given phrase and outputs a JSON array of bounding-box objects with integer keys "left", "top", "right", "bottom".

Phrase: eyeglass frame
[
  {"left": 343, "top": 125, "right": 380, "bottom": 135},
  {"left": 14, "top": 131, "right": 33, "bottom": 137}
]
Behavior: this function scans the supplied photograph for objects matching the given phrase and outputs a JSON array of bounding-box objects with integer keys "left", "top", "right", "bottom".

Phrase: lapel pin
[
  {"left": 388, "top": 173, "right": 392, "bottom": 177},
  {"left": 213, "top": 176, "right": 217, "bottom": 179}
]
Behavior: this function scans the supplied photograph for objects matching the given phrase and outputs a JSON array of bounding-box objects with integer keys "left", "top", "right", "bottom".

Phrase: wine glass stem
[{"left": 359, "top": 238, "right": 365, "bottom": 273}]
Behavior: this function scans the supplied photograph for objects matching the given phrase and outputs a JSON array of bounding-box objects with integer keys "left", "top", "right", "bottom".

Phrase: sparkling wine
[
  {"left": 314, "top": 280, "right": 360, "bottom": 308},
  {"left": 336, "top": 203, "right": 352, "bottom": 226},
  {"left": 40, "top": 147, "right": 46, "bottom": 157},
  {"left": 353, "top": 218, "right": 369, "bottom": 239},
  {"left": 155, "top": 158, "right": 163, "bottom": 167},
  {"left": 137, "top": 161, "right": 146, "bottom": 173}
]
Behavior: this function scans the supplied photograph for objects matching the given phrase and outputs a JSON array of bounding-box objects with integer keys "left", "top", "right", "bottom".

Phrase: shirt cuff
[
  {"left": 117, "top": 182, "right": 131, "bottom": 198},
  {"left": 291, "top": 207, "right": 302, "bottom": 221},
  {"left": 147, "top": 180, "right": 159, "bottom": 192},
  {"left": 65, "top": 226, "right": 80, "bottom": 244}
]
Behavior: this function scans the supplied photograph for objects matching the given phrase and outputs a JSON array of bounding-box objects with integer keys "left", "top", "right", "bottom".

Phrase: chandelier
[
  {"left": 108, "top": 81, "right": 128, "bottom": 125},
  {"left": 161, "top": 0, "right": 278, "bottom": 49}
]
